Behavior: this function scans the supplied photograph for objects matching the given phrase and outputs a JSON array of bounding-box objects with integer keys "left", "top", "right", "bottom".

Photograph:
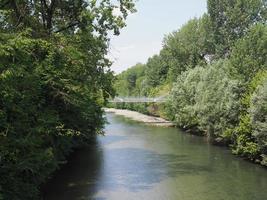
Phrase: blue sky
[{"left": 109, "top": 0, "right": 207, "bottom": 73}]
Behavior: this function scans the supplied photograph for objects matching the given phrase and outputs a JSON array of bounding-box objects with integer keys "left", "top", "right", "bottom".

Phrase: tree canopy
[
  {"left": 112, "top": 0, "right": 267, "bottom": 166},
  {"left": 0, "top": 0, "right": 135, "bottom": 199}
]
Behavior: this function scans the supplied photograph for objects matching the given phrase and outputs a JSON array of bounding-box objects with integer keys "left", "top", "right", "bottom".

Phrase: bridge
[{"left": 109, "top": 95, "right": 167, "bottom": 103}]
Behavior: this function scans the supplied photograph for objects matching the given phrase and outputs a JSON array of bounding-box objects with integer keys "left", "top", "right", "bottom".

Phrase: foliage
[
  {"left": 114, "top": 63, "right": 146, "bottom": 96},
  {"left": 0, "top": 0, "right": 135, "bottom": 36},
  {"left": 207, "top": 0, "right": 266, "bottom": 57},
  {"left": 232, "top": 71, "right": 267, "bottom": 161},
  {"left": 110, "top": 0, "right": 267, "bottom": 166},
  {"left": 0, "top": 0, "right": 135, "bottom": 199},
  {"left": 168, "top": 61, "right": 241, "bottom": 139},
  {"left": 167, "top": 67, "right": 203, "bottom": 128},
  {"left": 162, "top": 16, "right": 212, "bottom": 82},
  {"left": 145, "top": 55, "right": 168, "bottom": 89},
  {"left": 229, "top": 24, "right": 267, "bottom": 83},
  {"left": 250, "top": 77, "right": 267, "bottom": 165}
]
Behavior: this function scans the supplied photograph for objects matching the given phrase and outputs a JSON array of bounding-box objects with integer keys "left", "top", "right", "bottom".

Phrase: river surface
[{"left": 44, "top": 113, "right": 267, "bottom": 200}]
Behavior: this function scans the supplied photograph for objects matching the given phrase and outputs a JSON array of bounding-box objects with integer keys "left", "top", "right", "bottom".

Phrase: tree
[
  {"left": 207, "top": 0, "right": 266, "bottom": 57},
  {"left": 231, "top": 71, "right": 267, "bottom": 162},
  {"left": 249, "top": 76, "right": 267, "bottom": 165},
  {"left": 114, "top": 63, "right": 146, "bottom": 96},
  {"left": 0, "top": 0, "right": 135, "bottom": 199},
  {"left": 229, "top": 24, "right": 267, "bottom": 83},
  {"left": 162, "top": 16, "right": 212, "bottom": 82},
  {"left": 0, "top": 0, "right": 135, "bottom": 36},
  {"left": 168, "top": 61, "right": 241, "bottom": 139},
  {"left": 145, "top": 55, "right": 168, "bottom": 88}
]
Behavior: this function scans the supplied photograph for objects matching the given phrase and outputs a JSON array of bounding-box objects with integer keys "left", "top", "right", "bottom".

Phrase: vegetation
[
  {"left": 112, "top": 0, "right": 267, "bottom": 166},
  {"left": 0, "top": 0, "right": 135, "bottom": 199},
  {"left": 0, "top": 0, "right": 266, "bottom": 198}
]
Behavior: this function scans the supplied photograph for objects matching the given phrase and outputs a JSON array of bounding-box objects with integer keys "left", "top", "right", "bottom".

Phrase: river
[{"left": 44, "top": 113, "right": 267, "bottom": 200}]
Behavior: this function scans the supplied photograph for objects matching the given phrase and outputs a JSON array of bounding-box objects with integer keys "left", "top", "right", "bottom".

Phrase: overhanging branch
[{"left": 54, "top": 22, "right": 80, "bottom": 33}]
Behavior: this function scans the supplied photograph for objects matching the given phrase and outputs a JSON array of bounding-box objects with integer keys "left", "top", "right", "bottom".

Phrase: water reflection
[
  {"left": 98, "top": 148, "right": 211, "bottom": 192},
  {"left": 43, "top": 140, "right": 104, "bottom": 200},
  {"left": 44, "top": 113, "right": 267, "bottom": 200}
]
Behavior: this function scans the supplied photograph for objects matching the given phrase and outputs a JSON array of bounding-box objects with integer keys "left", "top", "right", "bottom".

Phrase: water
[{"left": 44, "top": 113, "right": 267, "bottom": 200}]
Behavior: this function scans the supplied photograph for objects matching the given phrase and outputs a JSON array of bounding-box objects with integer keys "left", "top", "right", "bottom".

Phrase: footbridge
[{"left": 109, "top": 95, "right": 168, "bottom": 103}]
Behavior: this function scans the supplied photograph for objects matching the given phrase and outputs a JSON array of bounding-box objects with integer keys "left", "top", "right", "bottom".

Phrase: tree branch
[
  {"left": 0, "top": 0, "right": 9, "bottom": 9},
  {"left": 54, "top": 22, "right": 80, "bottom": 33}
]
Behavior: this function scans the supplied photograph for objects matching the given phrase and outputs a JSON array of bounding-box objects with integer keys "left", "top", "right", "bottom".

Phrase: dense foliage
[
  {"left": 0, "top": 0, "right": 135, "bottom": 199},
  {"left": 167, "top": 61, "right": 241, "bottom": 139},
  {"left": 112, "top": 0, "right": 267, "bottom": 166},
  {"left": 249, "top": 77, "right": 267, "bottom": 165}
]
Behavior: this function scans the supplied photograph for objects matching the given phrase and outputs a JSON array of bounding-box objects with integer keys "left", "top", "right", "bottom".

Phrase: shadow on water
[
  {"left": 44, "top": 144, "right": 211, "bottom": 200},
  {"left": 43, "top": 139, "right": 104, "bottom": 200}
]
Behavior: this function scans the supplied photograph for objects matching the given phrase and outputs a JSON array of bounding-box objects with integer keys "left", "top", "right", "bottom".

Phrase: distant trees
[
  {"left": 112, "top": 0, "right": 267, "bottom": 166},
  {"left": 145, "top": 55, "right": 168, "bottom": 88},
  {"left": 114, "top": 63, "right": 146, "bottom": 96},
  {"left": 114, "top": 16, "right": 214, "bottom": 95}
]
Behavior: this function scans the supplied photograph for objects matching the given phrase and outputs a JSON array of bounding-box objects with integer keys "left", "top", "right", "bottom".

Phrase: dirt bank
[{"left": 104, "top": 108, "right": 174, "bottom": 127}]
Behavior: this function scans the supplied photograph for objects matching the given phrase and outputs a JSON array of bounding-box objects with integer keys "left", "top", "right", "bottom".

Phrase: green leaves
[
  {"left": 169, "top": 61, "right": 241, "bottom": 139},
  {"left": 249, "top": 75, "right": 267, "bottom": 165},
  {"left": 207, "top": 0, "right": 266, "bottom": 57},
  {"left": 0, "top": 1, "right": 136, "bottom": 199},
  {"left": 229, "top": 24, "right": 267, "bottom": 83}
]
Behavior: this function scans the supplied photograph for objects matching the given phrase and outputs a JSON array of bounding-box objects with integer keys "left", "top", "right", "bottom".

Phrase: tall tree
[
  {"left": 0, "top": 0, "right": 135, "bottom": 36},
  {"left": 145, "top": 55, "right": 168, "bottom": 88},
  {"left": 207, "top": 0, "right": 267, "bottom": 57},
  {"left": 0, "top": 0, "right": 135, "bottom": 199},
  {"left": 162, "top": 16, "right": 212, "bottom": 82},
  {"left": 229, "top": 24, "right": 267, "bottom": 83}
]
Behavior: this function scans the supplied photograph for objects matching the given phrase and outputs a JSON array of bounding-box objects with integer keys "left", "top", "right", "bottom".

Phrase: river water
[{"left": 44, "top": 113, "right": 267, "bottom": 200}]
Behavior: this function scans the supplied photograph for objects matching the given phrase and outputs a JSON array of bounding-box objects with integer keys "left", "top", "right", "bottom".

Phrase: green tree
[
  {"left": 229, "top": 24, "right": 267, "bottom": 83},
  {"left": 249, "top": 76, "right": 267, "bottom": 165},
  {"left": 162, "top": 16, "right": 212, "bottom": 82},
  {"left": 0, "top": 0, "right": 135, "bottom": 36},
  {"left": 145, "top": 55, "right": 168, "bottom": 88},
  {"left": 168, "top": 61, "right": 241, "bottom": 139},
  {"left": 114, "top": 63, "right": 146, "bottom": 96},
  {"left": 0, "top": 0, "right": 135, "bottom": 199},
  {"left": 207, "top": 0, "right": 266, "bottom": 57},
  {"left": 231, "top": 71, "right": 267, "bottom": 162}
]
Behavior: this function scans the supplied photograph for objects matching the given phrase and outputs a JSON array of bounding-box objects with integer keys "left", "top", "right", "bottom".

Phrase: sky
[{"left": 108, "top": 0, "right": 207, "bottom": 74}]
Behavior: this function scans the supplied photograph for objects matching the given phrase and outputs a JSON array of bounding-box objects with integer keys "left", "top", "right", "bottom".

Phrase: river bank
[{"left": 104, "top": 108, "right": 174, "bottom": 127}]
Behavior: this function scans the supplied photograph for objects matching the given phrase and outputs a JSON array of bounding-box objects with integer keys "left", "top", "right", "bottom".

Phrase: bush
[
  {"left": 231, "top": 71, "right": 267, "bottom": 162},
  {"left": 249, "top": 76, "right": 267, "bottom": 165},
  {"left": 167, "top": 66, "right": 203, "bottom": 129},
  {"left": 168, "top": 60, "right": 241, "bottom": 139}
]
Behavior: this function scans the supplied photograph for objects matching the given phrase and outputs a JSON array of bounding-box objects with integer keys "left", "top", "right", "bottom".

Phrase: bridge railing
[{"left": 109, "top": 96, "right": 168, "bottom": 103}]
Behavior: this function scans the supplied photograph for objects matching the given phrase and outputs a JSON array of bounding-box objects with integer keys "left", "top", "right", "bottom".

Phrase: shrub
[
  {"left": 249, "top": 76, "right": 267, "bottom": 165},
  {"left": 168, "top": 60, "right": 241, "bottom": 139}
]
